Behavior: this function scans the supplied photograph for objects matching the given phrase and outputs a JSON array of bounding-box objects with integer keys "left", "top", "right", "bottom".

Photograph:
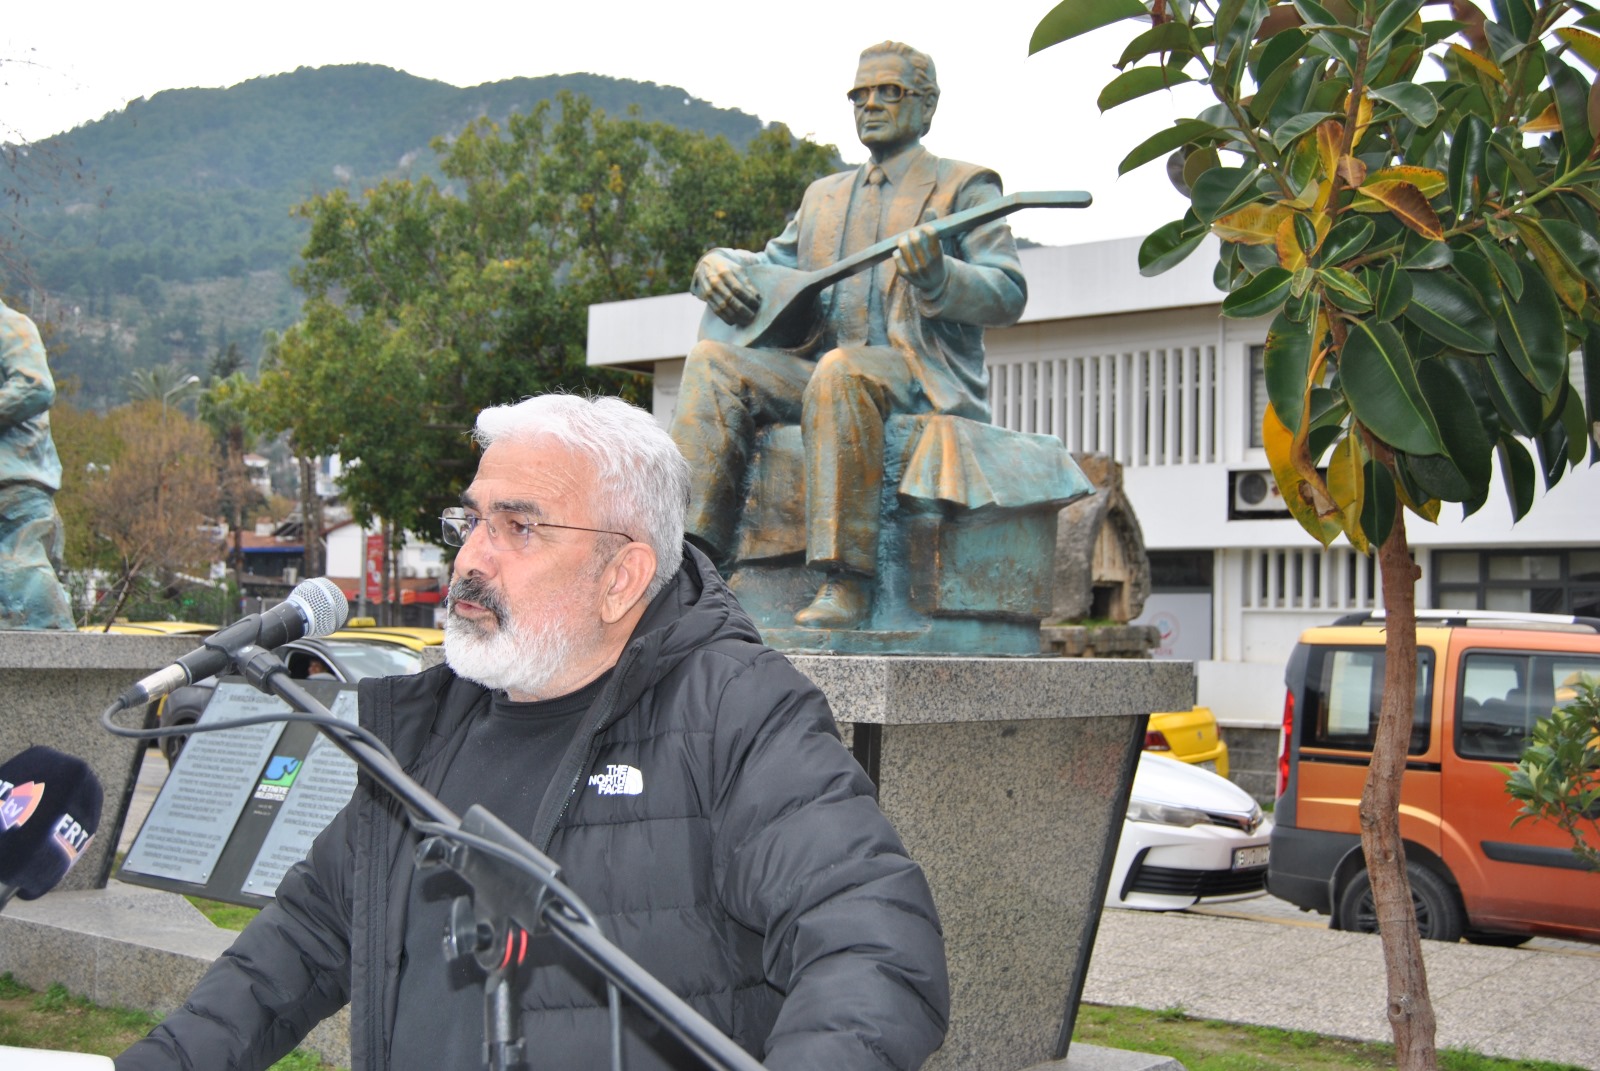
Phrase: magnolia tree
[{"left": 1032, "top": 0, "right": 1599, "bottom": 1066}]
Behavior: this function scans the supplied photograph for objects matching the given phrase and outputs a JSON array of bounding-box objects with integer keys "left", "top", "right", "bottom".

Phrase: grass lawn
[{"left": 2, "top": 971, "right": 1584, "bottom": 1071}]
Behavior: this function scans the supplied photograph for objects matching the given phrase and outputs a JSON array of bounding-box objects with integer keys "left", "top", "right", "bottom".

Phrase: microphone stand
[{"left": 227, "top": 646, "right": 766, "bottom": 1071}]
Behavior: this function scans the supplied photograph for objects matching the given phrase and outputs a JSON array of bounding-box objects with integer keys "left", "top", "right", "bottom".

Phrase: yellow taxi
[{"left": 1145, "top": 705, "right": 1230, "bottom": 778}]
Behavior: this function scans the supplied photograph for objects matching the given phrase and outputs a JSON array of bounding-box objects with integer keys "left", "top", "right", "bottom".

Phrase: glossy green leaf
[
  {"left": 1263, "top": 309, "right": 1318, "bottom": 433},
  {"left": 1319, "top": 266, "right": 1373, "bottom": 310},
  {"left": 1540, "top": 218, "right": 1600, "bottom": 295},
  {"left": 1483, "top": 347, "right": 1550, "bottom": 436},
  {"left": 1407, "top": 357, "right": 1494, "bottom": 500},
  {"left": 1489, "top": 137, "right": 1540, "bottom": 198},
  {"left": 1467, "top": 233, "right": 1525, "bottom": 301},
  {"left": 1307, "top": 387, "right": 1349, "bottom": 461},
  {"left": 1224, "top": 266, "right": 1294, "bottom": 318},
  {"left": 1119, "top": 120, "right": 1225, "bottom": 176},
  {"left": 1448, "top": 114, "right": 1489, "bottom": 219},
  {"left": 1217, "top": 0, "right": 1271, "bottom": 66},
  {"left": 1360, "top": 460, "right": 1397, "bottom": 544},
  {"left": 1098, "top": 65, "right": 1196, "bottom": 112},
  {"left": 1536, "top": 404, "right": 1571, "bottom": 489},
  {"left": 1371, "top": 0, "right": 1426, "bottom": 50},
  {"left": 1403, "top": 268, "right": 1496, "bottom": 352},
  {"left": 1369, "top": 82, "right": 1439, "bottom": 126},
  {"left": 1139, "top": 216, "right": 1208, "bottom": 277},
  {"left": 1117, "top": 22, "right": 1207, "bottom": 68},
  {"left": 1255, "top": 27, "right": 1309, "bottom": 85},
  {"left": 1496, "top": 434, "right": 1536, "bottom": 522},
  {"left": 1559, "top": 381, "right": 1589, "bottom": 465},
  {"left": 1293, "top": 214, "right": 1317, "bottom": 255},
  {"left": 1498, "top": 0, "right": 1536, "bottom": 41},
  {"left": 1272, "top": 111, "right": 1340, "bottom": 150},
  {"left": 1549, "top": 55, "right": 1596, "bottom": 164},
  {"left": 1030, "top": 0, "right": 1149, "bottom": 54},
  {"left": 1318, "top": 216, "right": 1375, "bottom": 266},
  {"left": 1340, "top": 319, "right": 1447, "bottom": 456},
  {"left": 1402, "top": 234, "right": 1454, "bottom": 269},
  {"left": 1371, "top": 259, "right": 1413, "bottom": 322},
  {"left": 1494, "top": 260, "right": 1568, "bottom": 394}
]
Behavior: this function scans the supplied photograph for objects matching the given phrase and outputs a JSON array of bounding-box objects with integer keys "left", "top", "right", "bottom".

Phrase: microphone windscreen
[
  {"left": 290, "top": 577, "right": 349, "bottom": 638},
  {"left": 0, "top": 747, "right": 104, "bottom": 900}
]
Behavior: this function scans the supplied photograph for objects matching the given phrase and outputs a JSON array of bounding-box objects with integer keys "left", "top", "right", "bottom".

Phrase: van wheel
[{"left": 1335, "top": 863, "right": 1465, "bottom": 943}]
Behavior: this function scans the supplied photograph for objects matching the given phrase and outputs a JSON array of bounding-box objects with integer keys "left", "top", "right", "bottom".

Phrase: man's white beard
[{"left": 444, "top": 602, "right": 578, "bottom": 699}]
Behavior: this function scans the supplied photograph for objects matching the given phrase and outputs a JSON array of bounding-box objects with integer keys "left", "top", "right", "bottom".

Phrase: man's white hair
[{"left": 472, "top": 393, "right": 689, "bottom": 599}]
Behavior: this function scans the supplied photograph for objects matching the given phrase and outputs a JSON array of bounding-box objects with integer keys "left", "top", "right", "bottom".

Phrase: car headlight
[{"left": 1126, "top": 799, "right": 1212, "bottom": 827}]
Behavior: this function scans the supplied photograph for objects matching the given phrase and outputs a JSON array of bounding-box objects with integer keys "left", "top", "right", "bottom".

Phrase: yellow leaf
[
  {"left": 1316, "top": 120, "right": 1344, "bottom": 181},
  {"left": 1510, "top": 216, "right": 1588, "bottom": 313},
  {"left": 1263, "top": 405, "right": 1344, "bottom": 547},
  {"left": 1351, "top": 180, "right": 1445, "bottom": 240},
  {"left": 1346, "top": 90, "right": 1375, "bottom": 148},
  {"left": 1214, "top": 203, "right": 1292, "bottom": 245},
  {"left": 1364, "top": 165, "right": 1447, "bottom": 199},
  {"left": 1522, "top": 103, "right": 1563, "bottom": 133},
  {"left": 1450, "top": 42, "right": 1507, "bottom": 86},
  {"left": 1337, "top": 156, "right": 1368, "bottom": 187},
  {"left": 1556, "top": 27, "right": 1600, "bottom": 73},
  {"left": 1326, "top": 435, "right": 1370, "bottom": 554},
  {"left": 1276, "top": 215, "right": 1305, "bottom": 271}
]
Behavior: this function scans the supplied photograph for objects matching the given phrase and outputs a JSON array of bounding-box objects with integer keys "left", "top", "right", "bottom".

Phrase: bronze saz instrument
[{"left": 697, "top": 189, "right": 1092, "bottom": 349}]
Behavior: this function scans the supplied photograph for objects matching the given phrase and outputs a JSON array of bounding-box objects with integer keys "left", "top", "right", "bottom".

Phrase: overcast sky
[{"left": 5, "top": 0, "right": 1206, "bottom": 247}]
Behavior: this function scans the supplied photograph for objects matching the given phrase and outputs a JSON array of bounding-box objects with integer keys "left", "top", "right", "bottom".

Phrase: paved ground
[{"left": 120, "top": 753, "right": 1599, "bottom": 1070}]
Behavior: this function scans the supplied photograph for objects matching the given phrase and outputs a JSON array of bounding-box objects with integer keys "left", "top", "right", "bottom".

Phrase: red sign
[{"left": 365, "top": 533, "right": 385, "bottom": 603}]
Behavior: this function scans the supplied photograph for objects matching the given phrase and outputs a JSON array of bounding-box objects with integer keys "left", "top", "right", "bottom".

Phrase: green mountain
[{"left": 4, "top": 65, "right": 771, "bottom": 407}]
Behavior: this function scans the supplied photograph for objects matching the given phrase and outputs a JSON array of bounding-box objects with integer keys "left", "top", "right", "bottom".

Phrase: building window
[
  {"left": 988, "top": 344, "right": 1221, "bottom": 467},
  {"left": 1243, "top": 547, "right": 1379, "bottom": 611},
  {"left": 1248, "top": 343, "right": 1267, "bottom": 449},
  {"left": 1433, "top": 548, "right": 1600, "bottom": 617}
]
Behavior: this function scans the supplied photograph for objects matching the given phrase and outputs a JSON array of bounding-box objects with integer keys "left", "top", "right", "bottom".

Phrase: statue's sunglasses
[
  {"left": 846, "top": 83, "right": 922, "bottom": 106},
  {"left": 439, "top": 507, "right": 633, "bottom": 551}
]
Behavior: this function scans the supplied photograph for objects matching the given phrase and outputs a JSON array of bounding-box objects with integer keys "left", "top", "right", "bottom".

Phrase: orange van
[{"left": 1268, "top": 610, "right": 1600, "bottom": 945}]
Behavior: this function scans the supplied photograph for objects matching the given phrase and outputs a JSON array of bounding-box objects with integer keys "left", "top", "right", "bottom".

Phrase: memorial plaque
[
  {"left": 118, "top": 678, "right": 357, "bottom": 906},
  {"left": 241, "top": 690, "right": 359, "bottom": 897}
]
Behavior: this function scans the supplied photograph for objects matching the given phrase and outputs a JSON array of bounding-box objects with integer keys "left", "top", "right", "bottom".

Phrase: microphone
[
  {"left": 116, "top": 577, "right": 349, "bottom": 710},
  {"left": 0, "top": 747, "right": 104, "bottom": 910}
]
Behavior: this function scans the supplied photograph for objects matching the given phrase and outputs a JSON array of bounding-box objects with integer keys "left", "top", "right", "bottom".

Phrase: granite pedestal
[
  {"left": 790, "top": 655, "right": 1193, "bottom": 1071},
  {"left": 0, "top": 631, "right": 198, "bottom": 891}
]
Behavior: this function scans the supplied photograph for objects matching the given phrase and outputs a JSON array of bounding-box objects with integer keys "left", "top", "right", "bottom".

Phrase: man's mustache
[{"left": 448, "top": 575, "right": 506, "bottom": 626}]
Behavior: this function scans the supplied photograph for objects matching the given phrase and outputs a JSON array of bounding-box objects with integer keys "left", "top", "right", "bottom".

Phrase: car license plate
[{"left": 1233, "top": 845, "right": 1269, "bottom": 870}]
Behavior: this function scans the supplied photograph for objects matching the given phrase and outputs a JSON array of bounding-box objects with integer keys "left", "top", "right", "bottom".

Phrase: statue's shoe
[{"left": 793, "top": 576, "right": 870, "bottom": 629}]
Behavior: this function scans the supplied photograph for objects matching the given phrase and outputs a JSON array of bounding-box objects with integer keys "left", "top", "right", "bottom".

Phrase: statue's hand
[
  {"left": 696, "top": 253, "right": 762, "bottom": 326},
  {"left": 893, "top": 224, "right": 948, "bottom": 295}
]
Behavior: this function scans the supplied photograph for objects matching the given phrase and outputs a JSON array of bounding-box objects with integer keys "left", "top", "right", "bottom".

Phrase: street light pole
[{"left": 161, "top": 374, "right": 201, "bottom": 420}]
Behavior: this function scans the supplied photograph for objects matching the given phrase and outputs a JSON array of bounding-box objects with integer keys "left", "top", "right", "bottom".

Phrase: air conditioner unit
[
  {"left": 1229, "top": 470, "right": 1291, "bottom": 518},
  {"left": 401, "top": 566, "right": 418, "bottom": 579}
]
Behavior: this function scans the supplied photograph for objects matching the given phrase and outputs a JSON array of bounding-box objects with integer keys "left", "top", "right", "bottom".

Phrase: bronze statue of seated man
[{"left": 669, "top": 40, "right": 1028, "bottom": 631}]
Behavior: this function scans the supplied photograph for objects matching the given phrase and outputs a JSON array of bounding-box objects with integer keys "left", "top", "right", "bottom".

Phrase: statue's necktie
[{"left": 835, "top": 165, "right": 885, "bottom": 345}]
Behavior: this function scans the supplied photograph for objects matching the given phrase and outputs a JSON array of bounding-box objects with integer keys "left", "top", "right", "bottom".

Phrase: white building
[{"left": 585, "top": 236, "right": 1600, "bottom": 748}]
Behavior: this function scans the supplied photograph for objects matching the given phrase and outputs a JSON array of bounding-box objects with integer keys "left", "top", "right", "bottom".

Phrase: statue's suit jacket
[{"left": 703, "top": 147, "right": 1028, "bottom": 420}]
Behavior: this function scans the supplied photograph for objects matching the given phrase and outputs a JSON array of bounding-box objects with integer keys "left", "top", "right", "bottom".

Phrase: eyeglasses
[
  {"left": 439, "top": 507, "right": 634, "bottom": 552},
  {"left": 846, "top": 83, "right": 920, "bottom": 106}
]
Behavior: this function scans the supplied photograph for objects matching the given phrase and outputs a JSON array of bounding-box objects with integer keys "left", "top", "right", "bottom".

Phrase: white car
[{"left": 1106, "top": 751, "right": 1272, "bottom": 911}]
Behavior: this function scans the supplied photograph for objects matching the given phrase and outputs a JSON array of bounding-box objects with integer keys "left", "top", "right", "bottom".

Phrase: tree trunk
[{"left": 1364, "top": 514, "right": 1438, "bottom": 1070}]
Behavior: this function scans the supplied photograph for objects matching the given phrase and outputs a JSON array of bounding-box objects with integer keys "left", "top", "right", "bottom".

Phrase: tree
[
  {"left": 1506, "top": 679, "right": 1600, "bottom": 868},
  {"left": 1030, "top": 1, "right": 1599, "bottom": 1067},
  {"left": 54, "top": 400, "right": 222, "bottom": 624},
  {"left": 239, "top": 94, "right": 836, "bottom": 563}
]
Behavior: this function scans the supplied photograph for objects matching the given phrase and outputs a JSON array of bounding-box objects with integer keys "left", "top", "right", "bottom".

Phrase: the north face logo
[{"left": 588, "top": 764, "right": 643, "bottom": 796}]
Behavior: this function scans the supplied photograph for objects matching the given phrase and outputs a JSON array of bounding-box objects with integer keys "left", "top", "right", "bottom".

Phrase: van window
[
  {"left": 1457, "top": 652, "right": 1600, "bottom": 761},
  {"left": 1302, "top": 646, "right": 1435, "bottom": 753}
]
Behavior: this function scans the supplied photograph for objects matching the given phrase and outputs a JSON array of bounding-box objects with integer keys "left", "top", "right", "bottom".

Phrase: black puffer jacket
[{"left": 117, "top": 547, "right": 949, "bottom": 1071}]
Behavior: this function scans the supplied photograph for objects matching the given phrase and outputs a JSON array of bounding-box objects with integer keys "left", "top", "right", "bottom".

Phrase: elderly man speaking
[{"left": 118, "top": 394, "right": 948, "bottom": 1071}]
